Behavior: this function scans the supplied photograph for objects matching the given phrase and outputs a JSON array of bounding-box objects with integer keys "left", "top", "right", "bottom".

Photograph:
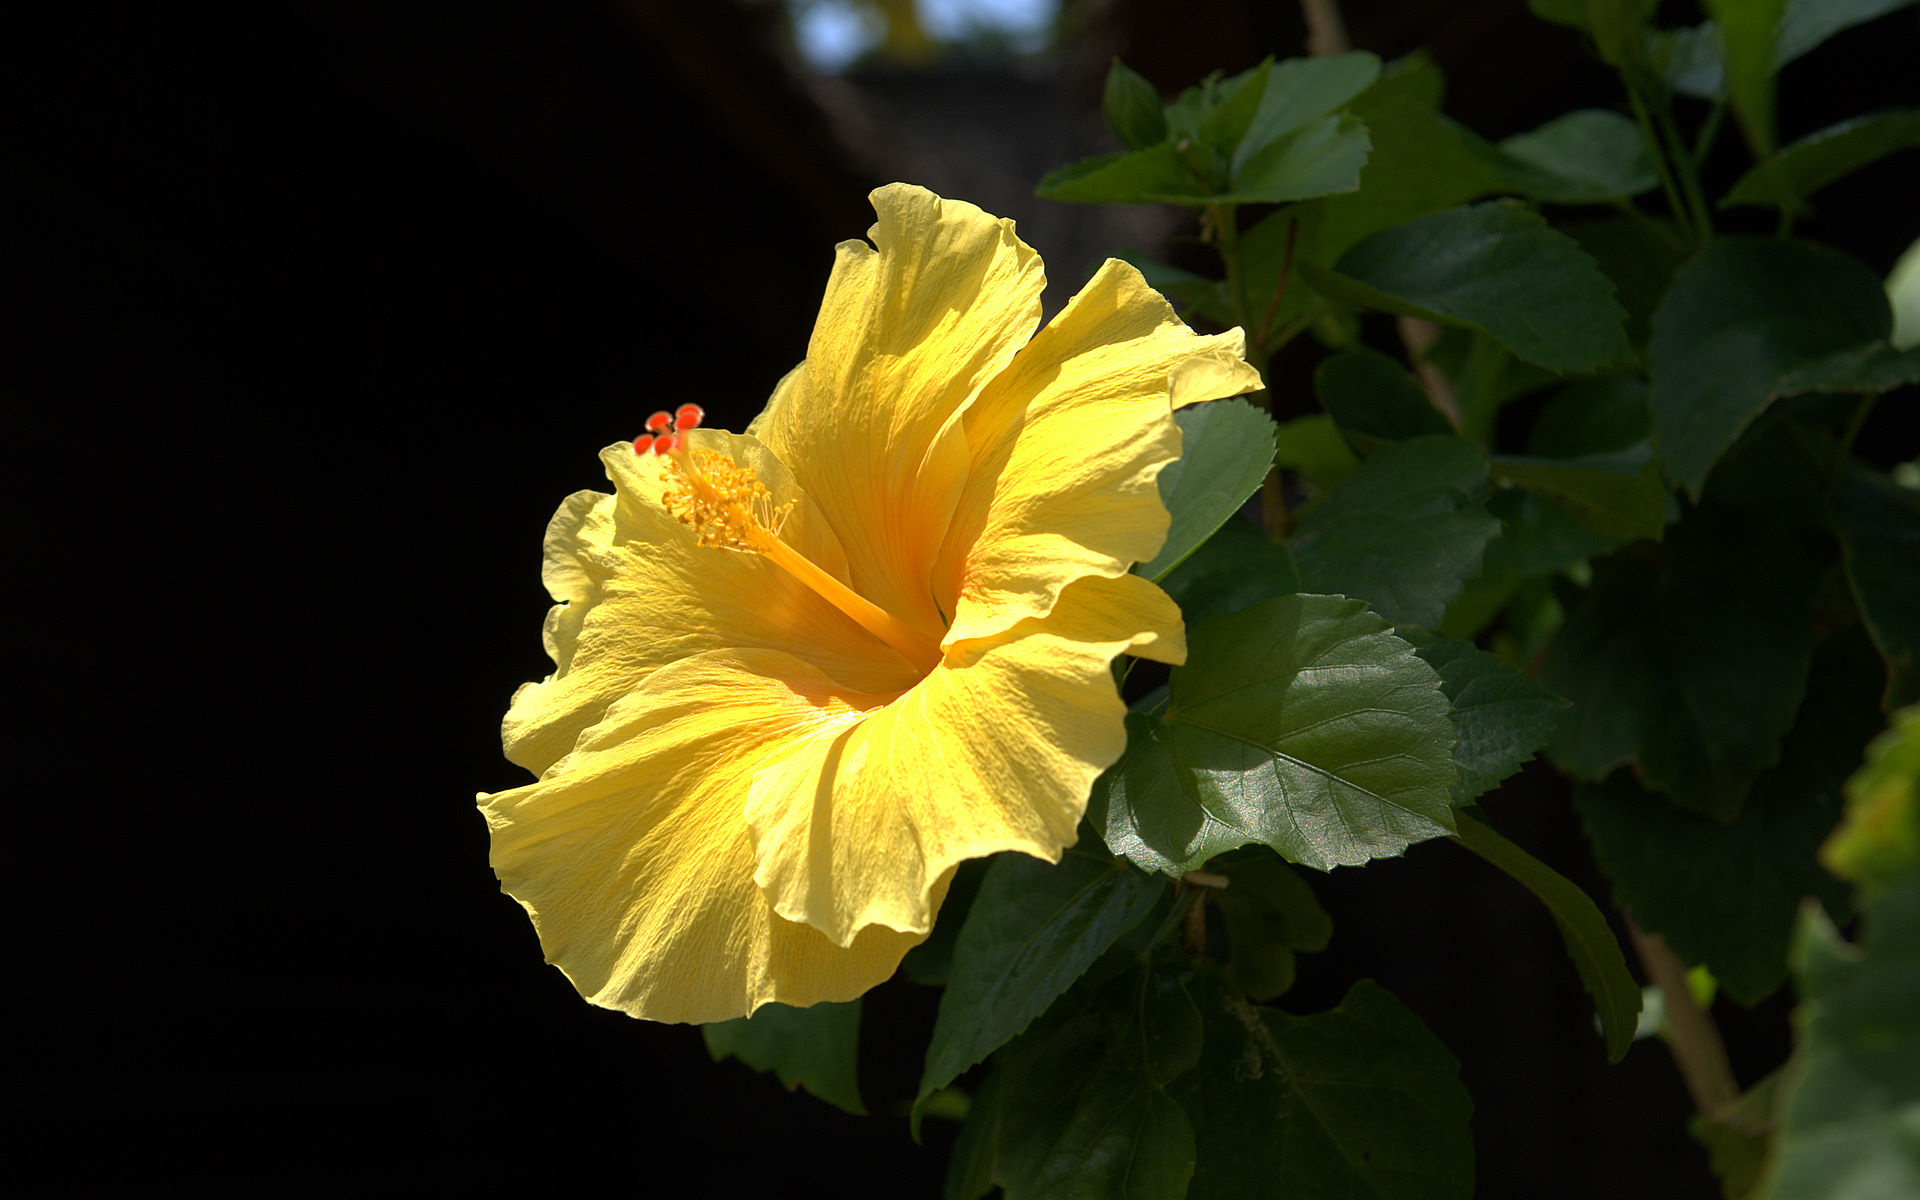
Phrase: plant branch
[
  {"left": 1396, "top": 314, "right": 1461, "bottom": 427},
  {"left": 1832, "top": 395, "right": 1878, "bottom": 477},
  {"left": 1629, "top": 88, "right": 1697, "bottom": 244},
  {"left": 1656, "top": 102, "right": 1714, "bottom": 241},
  {"left": 1298, "top": 0, "right": 1351, "bottom": 54},
  {"left": 1624, "top": 916, "right": 1740, "bottom": 1117}
]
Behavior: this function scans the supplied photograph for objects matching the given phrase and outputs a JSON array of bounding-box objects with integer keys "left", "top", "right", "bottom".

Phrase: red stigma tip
[
  {"left": 645, "top": 411, "right": 672, "bottom": 434},
  {"left": 674, "top": 403, "right": 705, "bottom": 432},
  {"left": 653, "top": 432, "right": 678, "bottom": 454},
  {"left": 633, "top": 434, "right": 655, "bottom": 455}
]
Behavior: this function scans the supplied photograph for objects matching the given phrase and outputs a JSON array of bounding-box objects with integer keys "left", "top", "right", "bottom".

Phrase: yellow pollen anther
[
  {"left": 660, "top": 443, "right": 942, "bottom": 674},
  {"left": 661, "top": 448, "right": 796, "bottom": 552}
]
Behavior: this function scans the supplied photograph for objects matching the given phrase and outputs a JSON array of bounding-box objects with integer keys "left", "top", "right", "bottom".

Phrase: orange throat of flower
[{"left": 636, "top": 406, "right": 943, "bottom": 675}]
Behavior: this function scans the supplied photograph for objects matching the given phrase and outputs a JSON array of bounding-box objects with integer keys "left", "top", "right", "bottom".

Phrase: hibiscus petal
[
  {"left": 750, "top": 184, "right": 1046, "bottom": 641},
  {"left": 503, "top": 431, "right": 919, "bottom": 777},
  {"left": 746, "top": 571, "right": 1182, "bottom": 947},
  {"left": 483, "top": 649, "right": 941, "bottom": 1024},
  {"left": 933, "top": 259, "right": 1264, "bottom": 647}
]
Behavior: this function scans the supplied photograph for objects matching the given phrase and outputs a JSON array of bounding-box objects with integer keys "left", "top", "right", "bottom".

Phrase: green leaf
[
  {"left": 1124, "top": 253, "right": 1229, "bottom": 326},
  {"left": 1402, "top": 629, "right": 1568, "bottom": 804},
  {"left": 1543, "top": 506, "right": 1819, "bottom": 819},
  {"left": 1527, "top": 375, "right": 1653, "bottom": 458},
  {"left": 1693, "top": 1070, "right": 1787, "bottom": 1200},
  {"left": 1529, "top": 0, "right": 1660, "bottom": 63},
  {"left": 1158, "top": 517, "right": 1301, "bottom": 629},
  {"left": 1035, "top": 144, "right": 1209, "bottom": 206},
  {"left": 1561, "top": 215, "right": 1691, "bottom": 352},
  {"left": 1576, "top": 633, "right": 1881, "bottom": 1003},
  {"left": 992, "top": 957, "right": 1202, "bottom": 1200},
  {"left": 1195, "top": 59, "right": 1272, "bottom": 154},
  {"left": 1659, "top": 1, "right": 1920, "bottom": 98},
  {"left": 901, "top": 856, "right": 992, "bottom": 985},
  {"left": 1832, "top": 473, "right": 1920, "bottom": 709},
  {"left": 1890, "top": 236, "right": 1920, "bottom": 350},
  {"left": 1236, "top": 207, "right": 1320, "bottom": 341},
  {"left": 1821, "top": 706, "right": 1920, "bottom": 894},
  {"left": 1213, "top": 113, "right": 1373, "bottom": 205},
  {"left": 1211, "top": 851, "right": 1332, "bottom": 999},
  {"left": 1140, "top": 399, "right": 1276, "bottom": 582},
  {"left": 1090, "top": 594, "right": 1458, "bottom": 875},
  {"left": 1313, "top": 345, "right": 1452, "bottom": 450},
  {"left": 1723, "top": 111, "right": 1920, "bottom": 209},
  {"left": 1483, "top": 486, "right": 1623, "bottom": 577},
  {"left": 1231, "top": 51, "right": 1380, "bottom": 173},
  {"left": 945, "top": 1062, "right": 1005, "bottom": 1200},
  {"left": 1174, "top": 973, "right": 1474, "bottom": 1200},
  {"left": 702, "top": 999, "right": 866, "bottom": 1115},
  {"left": 1527, "top": 0, "right": 1661, "bottom": 33},
  {"left": 1488, "top": 446, "right": 1669, "bottom": 542},
  {"left": 1451, "top": 811, "right": 1642, "bottom": 1062},
  {"left": 1654, "top": 22, "right": 1729, "bottom": 98},
  {"left": 1774, "top": 342, "right": 1920, "bottom": 398},
  {"left": 1496, "top": 109, "right": 1659, "bottom": 204},
  {"left": 1439, "top": 486, "right": 1622, "bottom": 642},
  {"left": 1271, "top": 412, "right": 1360, "bottom": 499},
  {"left": 1649, "top": 238, "right": 1893, "bottom": 498},
  {"left": 1291, "top": 436, "right": 1501, "bottom": 627},
  {"left": 1706, "top": 0, "right": 1789, "bottom": 152},
  {"left": 1756, "top": 879, "right": 1920, "bottom": 1200},
  {"left": 1309, "top": 202, "right": 1633, "bottom": 373},
  {"left": 1776, "top": 0, "right": 1920, "bottom": 73},
  {"left": 1419, "top": 326, "right": 1561, "bottom": 444},
  {"left": 1313, "top": 62, "right": 1510, "bottom": 262},
  {"left": 1698, "top": 419, "right": 1833, "bottom": 531},
  {"left": 916, "top": 845, "right": 1164, "bottom": 1126},
  {"left": 1102, "top": 58, "right": 1167, "bottom": 151}
]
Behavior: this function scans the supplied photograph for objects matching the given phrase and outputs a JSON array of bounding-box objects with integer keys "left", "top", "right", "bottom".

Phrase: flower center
[{"left": 636, "top": 406, "right": 943, "bottom": 675}]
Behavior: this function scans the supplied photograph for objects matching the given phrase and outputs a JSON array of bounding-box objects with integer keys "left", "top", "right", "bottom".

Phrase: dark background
[{"left": 14, "top": 0, "right": 1917, "bottom": 1191}]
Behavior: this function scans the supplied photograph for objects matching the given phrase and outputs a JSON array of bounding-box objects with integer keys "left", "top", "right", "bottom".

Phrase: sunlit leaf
[
  {"left": 1141, "top": 400, "right": 1277, "bottom": 582},
  {"left": 1820, "top": 706, "right": 1920, "bottom": 894},
  {"left": 1102, "top": 58, "right": 1167, "bottom": 150},
  {"left": 1757, "top": 880, "right": 1920, "bottom": 1200},
  {"left": 1091, "top": 594, "right": 1458, "bottom": 875},
  {"left": 1213, "top": 113, "right": 1373, "bottom": 205},
  {"left": 1231, "top": 51, "right": 1380, "bottom": 172}
]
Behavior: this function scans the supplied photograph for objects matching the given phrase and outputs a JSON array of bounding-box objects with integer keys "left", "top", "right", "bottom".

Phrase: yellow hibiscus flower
[{"left": 480, "top": 184, "right": 1260, "bottom": 1023}]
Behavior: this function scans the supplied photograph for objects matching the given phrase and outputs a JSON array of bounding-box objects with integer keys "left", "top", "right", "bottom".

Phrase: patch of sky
[{"left": 790, "top": 0, "right": 1058, "bottom": 73}]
